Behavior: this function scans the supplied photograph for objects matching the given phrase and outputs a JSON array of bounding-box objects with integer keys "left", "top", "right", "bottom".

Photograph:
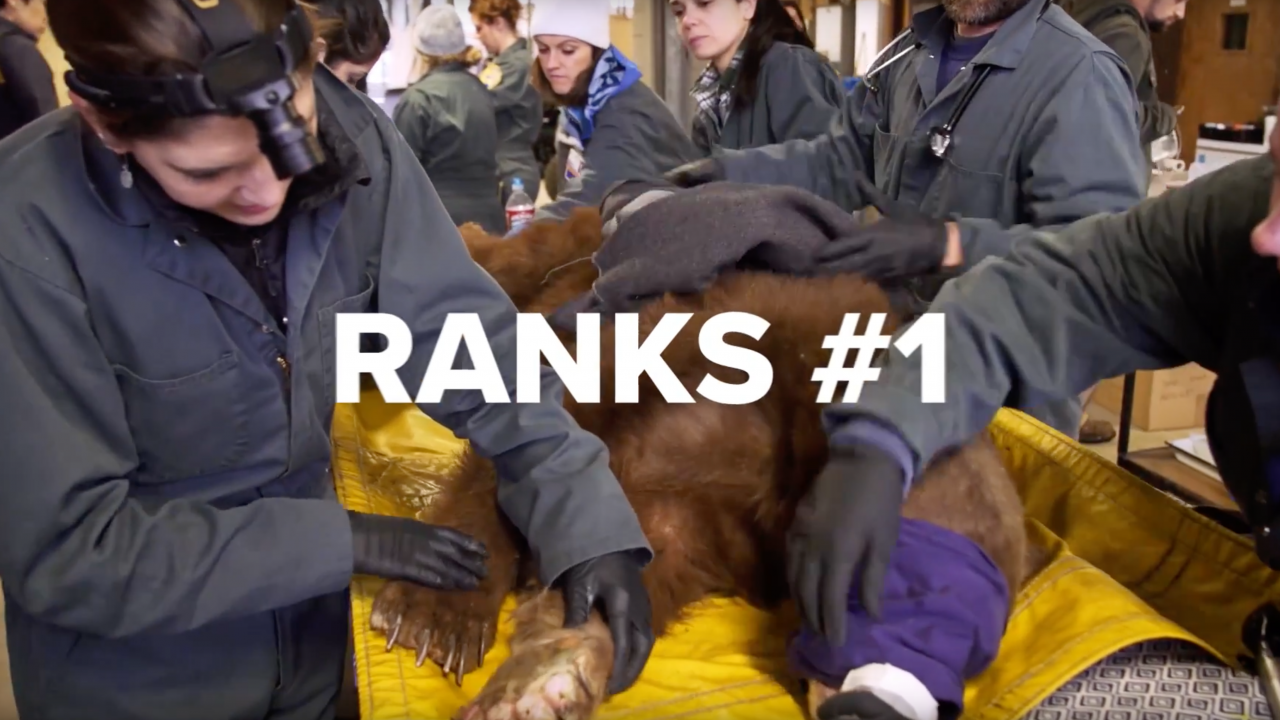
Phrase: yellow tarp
[{"left": 332, "top": 388, "right": 1280, "bottom": 720}]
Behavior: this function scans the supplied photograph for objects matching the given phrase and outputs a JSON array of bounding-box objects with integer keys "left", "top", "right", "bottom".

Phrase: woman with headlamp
[{"left": 0, "top": 0, "right": 655, "bottom": 717}]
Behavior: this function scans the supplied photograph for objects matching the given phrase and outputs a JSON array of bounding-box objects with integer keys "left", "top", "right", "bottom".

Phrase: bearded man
[{"left": 665, "top": 0, "right": 1147, "bottom": 443}]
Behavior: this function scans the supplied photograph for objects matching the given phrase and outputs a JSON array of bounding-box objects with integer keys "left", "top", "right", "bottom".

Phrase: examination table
[{"left": 331, "top": 387, "right": 1279, "bottom": 720}]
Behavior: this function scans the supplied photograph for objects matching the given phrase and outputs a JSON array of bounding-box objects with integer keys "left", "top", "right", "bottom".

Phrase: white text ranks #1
[{"left": 334, "top": 312, "right": 946, "bottom": 405}]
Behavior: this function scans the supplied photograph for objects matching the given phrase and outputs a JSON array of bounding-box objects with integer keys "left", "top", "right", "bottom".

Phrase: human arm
[
  {"left": 0, "top": 36, "right": 57, "bottom": 123},
  {"left": 372, "top": 111, "right": 653, "bottom": 586},
  {"left": 762, "top": 44, "right": 845, "bottom": 144},
  {"left": 822, "top": 153, "right": 1270, "bottom": 482},
  {"left": 0, "top": 253, "right": 359, "bottom": 638},
  {"left": 951, "top": 51, "right": 1148, "bottom": 270},
  {"left": 1090, "top": 12, "right": 1178, "bottom": 145},
  {"left": 710, "top": 78, "right": 877, "bottom": 211},
  {"left": 490, "top": 54, "right": 540, "bottom": 124},
  {"left": 534, "top": 110, "right": 683, "bottom": 224},
  {"left": 391, "top": 89, "right": 437, "bottom": 168}
]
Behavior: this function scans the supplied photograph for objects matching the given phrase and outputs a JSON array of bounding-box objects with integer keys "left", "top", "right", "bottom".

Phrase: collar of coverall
[{"left": 911, "top": 0, "right": 1049, "bottom": 70}]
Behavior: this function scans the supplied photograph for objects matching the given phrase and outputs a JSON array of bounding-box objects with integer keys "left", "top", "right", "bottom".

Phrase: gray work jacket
[
  {"left": 823, "top": 155, "right": 1280, "bottom": 561},
  {"left": 0, "top": 67, "right": 649, "bottom": 719},
  {"left": 483, "top": 38, "right": 544, "bottom": 199},
  {"left": 1058, "top": 0, "right": 1178, "bottom": 149},
  {"left": 692, "top": 41, "right": 844, "bottom": 154},
  {"left": 537, "top": 80, "right": 701, "bottom": 223},
  {"left": 717, "top": 0, "right": 1148, "bottom": 274},
  {"left": 393, "top": 63, "right": 506, "bottom": 233}
]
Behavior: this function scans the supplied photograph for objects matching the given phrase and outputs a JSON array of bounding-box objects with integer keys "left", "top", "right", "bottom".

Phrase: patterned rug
[{"left": 1031, "top": 639, "right": 1273, "bottom": 719}]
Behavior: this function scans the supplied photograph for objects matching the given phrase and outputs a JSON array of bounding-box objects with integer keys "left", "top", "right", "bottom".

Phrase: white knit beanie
[
  {"left": 530, "top": 0, "right": 612, "bottom": 50},
  {"left": 414, "top": 5, "right": 468, "bottom": 56}
]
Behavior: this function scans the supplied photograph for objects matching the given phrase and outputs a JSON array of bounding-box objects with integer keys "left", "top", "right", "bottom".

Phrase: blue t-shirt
[{"left": 937, "top": 31, "right": 993, "bottom": 91}]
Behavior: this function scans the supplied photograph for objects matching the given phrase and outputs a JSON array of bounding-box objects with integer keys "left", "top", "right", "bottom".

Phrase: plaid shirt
[{"left": 691, "top": 49, "right": 744, "bottom": 147}]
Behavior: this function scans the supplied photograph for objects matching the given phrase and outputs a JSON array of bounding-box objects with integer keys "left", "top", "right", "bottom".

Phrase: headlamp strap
[{"left": 64, "top": 1, "right": 312, "bottom": 116}]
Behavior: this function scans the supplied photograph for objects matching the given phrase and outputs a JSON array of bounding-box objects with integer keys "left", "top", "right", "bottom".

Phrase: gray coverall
[
  {"left": 691, "top": 40, "right": 844, "bottom": 154},
  {"left": 537, "top": 80, "right": 701, "bottom": 223},
  {"left": 0, "top": 68, "right": 650, "bottom": 720},
  {"left": 1059, "top": 0, "right": 1178, "bottom": 150},
  {"left": 482, "top": 38, "right": 544, "bottom": 204},
  {"left": 0, "top": 17, "right": 57, "bottom": 140},
  {"left": 713, "top": 0, "right": 1148, "bottom": 437},
  {"left": 394, "top": 62, "right": 507, "bottom": 234},
  {"left": 822, "top": 154, "right": 1280, "bottom": 566}
]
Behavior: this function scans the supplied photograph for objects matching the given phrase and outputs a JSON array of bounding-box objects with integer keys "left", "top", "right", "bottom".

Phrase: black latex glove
[
  {"left": 854, "top": 174, "right": 932, "bottom": 224},
  {"left": 561, "top": 551, "right": 654, "bottom": 695},
  {"left": 347, "top": 510, "right": 489, "bottom": 589},
  {"left": 813, "top": 175, "right": 949, "bottom": 282},
  {"left": 815, "top": 220, "right": 949, "bottom": 282},
  {"left": 786, "top": 443, "right": 906, "bottom": 648},
  {"left": 663, "top": 157, "right": 725, "bottom": 188}
]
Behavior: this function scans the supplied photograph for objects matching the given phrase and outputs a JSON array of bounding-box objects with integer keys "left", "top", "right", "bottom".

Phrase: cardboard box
[{"left": 1091, "top": 364, "right": 1216, "bottom": 432}]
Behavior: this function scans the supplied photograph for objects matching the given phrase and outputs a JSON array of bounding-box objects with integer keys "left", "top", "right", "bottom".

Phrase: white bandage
[{"left": 839, "top": 663, "right": 938, "bottom": 720}]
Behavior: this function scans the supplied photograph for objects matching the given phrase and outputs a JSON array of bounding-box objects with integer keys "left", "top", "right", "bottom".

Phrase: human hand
[
  {"left": 347, "top": 510, "right": 489, "bottom": 590},
  {"left": 599, "top": 179, "right": 677, "bottom": 237},
  {"left": 816, "top": 222, "right": 950, "bottom": 280},
  {"left": 854, "top": 174, "right": 931, "bottom": 225},
  {"left": 663, "top": 157, "right": 725, "bottom": 188},
  {"left": 786, "top": 444, "right": 906, "bottom": 647},
  {"left": 560, "top": 551, "right": 654, "bottom": 695}
]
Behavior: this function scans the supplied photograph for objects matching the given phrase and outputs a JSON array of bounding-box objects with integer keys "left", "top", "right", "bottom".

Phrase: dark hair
[
  {"left": 530, "top": 46, "right": 605, "bottom": 109},
  {"left": 50, "top": 0, "right": 321, "bottom": 139},
  {"left": 469, "top": 0, "right": 521, "bottom": 31},
  {"left": 732, "top": 0, "right": 814, "bottom": 110},
  {"left": 311, "top": 0, "right": 390, "bottom": 67}
]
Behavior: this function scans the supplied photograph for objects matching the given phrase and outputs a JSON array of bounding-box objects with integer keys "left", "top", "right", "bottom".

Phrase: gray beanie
[{"left": 413, "top": 5, "right": 467, "bottom": 56}]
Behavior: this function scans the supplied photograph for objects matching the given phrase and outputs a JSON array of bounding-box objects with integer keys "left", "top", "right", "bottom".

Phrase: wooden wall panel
[{"left": 1170, "top": 0, "right": 1278, "bottom": 164}]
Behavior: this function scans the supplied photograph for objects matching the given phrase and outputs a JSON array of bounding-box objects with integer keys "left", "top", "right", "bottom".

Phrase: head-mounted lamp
[{"left": 65, "top": 0, "right": 324, "bottom": 179}]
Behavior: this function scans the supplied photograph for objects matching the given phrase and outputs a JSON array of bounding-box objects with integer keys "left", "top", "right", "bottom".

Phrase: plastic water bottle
[{"left": 505, "top": 178, "right": 535, "bottom": 235}]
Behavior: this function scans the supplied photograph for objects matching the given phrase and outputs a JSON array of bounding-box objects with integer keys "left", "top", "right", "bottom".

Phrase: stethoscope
[
  {"left": 861, "top": 29, "right": 919, "bottom": 94},
  {"left": 929, "top": 65, "right": 993, "bottom": 159},
  {"left": 861, "top": 29, "right": 992, "bottom": 160},
  {"left": 861, "top": 0, "right": 1051, "bottom": 159}
]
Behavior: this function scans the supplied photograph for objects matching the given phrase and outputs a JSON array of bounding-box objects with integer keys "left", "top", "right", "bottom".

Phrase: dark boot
[{"left": 1079, "top": 417, "right": 1117, "bottom": 444}]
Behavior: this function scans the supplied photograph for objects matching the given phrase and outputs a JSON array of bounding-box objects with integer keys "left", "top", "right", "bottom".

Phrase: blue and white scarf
[{"left": 562, "top": 45, "right": 643, "bottom": 146}]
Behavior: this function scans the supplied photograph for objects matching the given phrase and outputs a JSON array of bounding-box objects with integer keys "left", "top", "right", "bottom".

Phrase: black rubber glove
[
  {"left": 786, "top": 443, "right": 906, "bottom": 648},
  {"left": 560, "top": 551, "right": 654, "bottom": 695},
  {"left": 663, "top": 157, "right": 725, "bottom": 188},
  {"left": 813, "top": 175, "right": 949, "bottom": 282},
  {"left": 854, "top": 174, "right": 931, "bottom": 224},
  {"left": 347, "top": 510, "right": 489, "bottom": 589},
  {"left": 815, "top": 220, "right": 949, "bottom": 282}
]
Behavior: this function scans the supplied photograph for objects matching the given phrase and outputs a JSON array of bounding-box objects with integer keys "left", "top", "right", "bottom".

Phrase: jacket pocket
[
  {"left": 926, "top": 157, "right": 1008, "bottom": 222},
  {"left": 318, "top": 271, "right": 377, "bottom": 409},
  {"left": 871, "top": 125, "right": 901, "bottom": 193},
  {"left": 112, "top": 351, "right": 250, "bottom": 483}
]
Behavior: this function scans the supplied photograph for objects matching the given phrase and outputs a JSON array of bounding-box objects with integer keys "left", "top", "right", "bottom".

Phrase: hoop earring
[{"left": 119, "top": 154, "right": 133, "bottom": 189}]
